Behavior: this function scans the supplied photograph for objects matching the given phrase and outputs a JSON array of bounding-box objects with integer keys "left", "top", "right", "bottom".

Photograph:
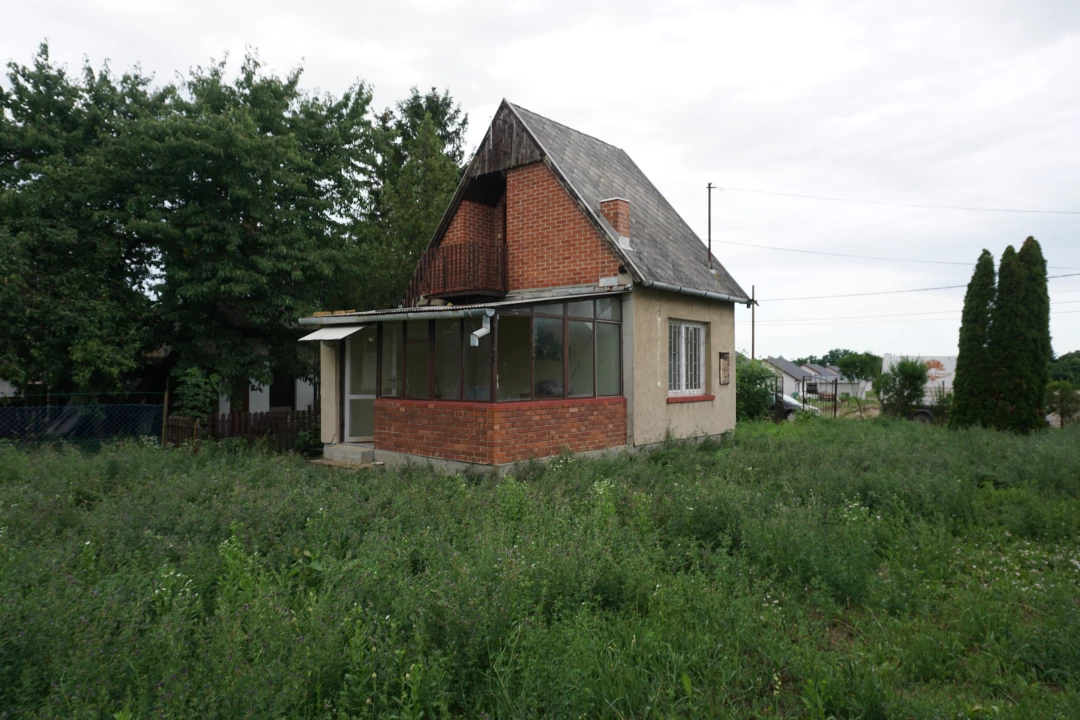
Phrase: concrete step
[{"left": 323, "top": 443, "right": 374, "bottom": 466}]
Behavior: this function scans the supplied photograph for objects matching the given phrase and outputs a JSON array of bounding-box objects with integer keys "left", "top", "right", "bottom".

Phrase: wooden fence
[
  {"left": 164, "top": 416, "right": 200, "bottom": 452},
  {"left": 208, "top": 407, "right": 317, "bottom": 453},
  {"left": 163, "top": 407, "right": 316, "bottom": 453}
]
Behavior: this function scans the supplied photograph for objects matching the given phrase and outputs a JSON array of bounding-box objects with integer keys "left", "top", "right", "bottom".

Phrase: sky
[{"left": 6, "top": 0, "right": 1080, "bottom": 360}]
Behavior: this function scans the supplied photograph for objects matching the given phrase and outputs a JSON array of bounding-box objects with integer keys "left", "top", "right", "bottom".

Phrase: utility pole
[
  {"left": 706, "top": 182, "right": 714, "bottom": 270},
  {"left": 751, "top": 285, "right": 756, "bottom": 360}
]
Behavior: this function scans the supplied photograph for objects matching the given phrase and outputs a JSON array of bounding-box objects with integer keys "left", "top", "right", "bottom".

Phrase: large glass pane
[
  {"left": 434, "top": 319, "right": 462, "bottom": 399},
  {"left": 597, "top": 297, "right": 621, "bottom": 321},
  {"left": 380, "top": 322, "right": 402, "bottom": 397},
  {"left": 534, "top": 317, "right": 563, "bottom": 397},
  {"left": 568, "top": 320, "right": 594, "bottom": 396},
  {"left": 405, "top": 320, "right": 429, "bottom": 398},
  {"left": 597, "top": 323, "right": 620, "bottom": 396},
  {"left": 464, "top": 316, "right": 492, "bottom": 401},
  {"left": 567, "top": 299, "right": 594, "bottom": 318},
  {"left": 348, "top": 398, "right": 375, "bottom": 438},
  {"left": 349, "top": 326, "right": 377, "bottom": 395},
  {"left": 533, "top": 302, "right": 563, "bottom": 315},
  {"left": 497, "top": 315, "right": 532, "bottom": 400}
]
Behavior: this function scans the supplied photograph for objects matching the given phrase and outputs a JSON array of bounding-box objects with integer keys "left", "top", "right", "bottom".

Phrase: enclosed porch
[{"left": 300, "top": 293, "right": 628, "bottom": 468}]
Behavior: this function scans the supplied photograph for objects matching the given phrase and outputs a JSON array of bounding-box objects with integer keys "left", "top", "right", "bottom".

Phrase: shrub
[
  {"left": 736, "top": 353, "right": 776, "bottom": 421},
  {"left": 877, "top": 358, "right": 928, "bottom": 417}
]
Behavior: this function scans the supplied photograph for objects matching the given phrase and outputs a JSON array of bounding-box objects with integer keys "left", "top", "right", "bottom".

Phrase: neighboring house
[
  {"left": 215, "top": 373, "right": 316, "bottom": 415},
  {"left": 298, "top": 100, "right": 749, "bottom": 471},
  {"left": 764, "top": 357, "right": 807, "bottom": 396},
  {"left": 0, "top": 380, "right": 14, "bottom": 398}
]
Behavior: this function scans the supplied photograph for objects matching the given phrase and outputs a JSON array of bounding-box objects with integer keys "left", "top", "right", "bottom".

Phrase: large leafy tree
[
  {"left": 0, "top": 45, "right": 161, "bottom": 392},
  {"left": 344, "top": 89, "right": 467, "bottom": 311},
  {"left": 988, "top": 238, "right": 1051, "bottom": 432},
  {"left": 950, "top": 250, "right": 996, "bottom": 429},
  {"left": 1, "top": 46, "right": 466, "bottom": 398},
  {"left": 119, "top": 55, "right": 373, "bottom": 391}
]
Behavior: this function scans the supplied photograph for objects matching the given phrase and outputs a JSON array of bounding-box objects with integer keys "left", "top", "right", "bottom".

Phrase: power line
[
  {"left": 738, "top": 299, "right": 1080, "bottom": 325},
  {"left": 761, "top": 272, "right": 1080, "bottom": 302},
  {"left": 716, "top": 238, "right": 1080, "bottom": 271},
  {"left": 718, "top": 185, "right": 1080, "bottom": 215},
  {"left": 737, "top": 308, "right": 1080, "bottom": 327}
]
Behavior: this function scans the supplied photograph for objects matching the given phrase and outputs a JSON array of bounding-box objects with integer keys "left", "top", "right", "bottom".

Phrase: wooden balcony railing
[{"left": 405, "top": 240, "right": 507, "bottom": 307}]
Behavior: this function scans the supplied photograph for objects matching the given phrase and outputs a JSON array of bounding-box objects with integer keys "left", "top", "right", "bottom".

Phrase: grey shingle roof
[
  {"left": 765, "top": 357, "right": 809, "bottom": 380},
  {"left": 508, "top": 103, "right": 748, "bottom": 302}
]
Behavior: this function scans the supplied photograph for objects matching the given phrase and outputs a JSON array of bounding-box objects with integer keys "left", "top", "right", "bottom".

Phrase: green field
[{"left": 2, "top": 421, "right": 1079, "bottom": 718}]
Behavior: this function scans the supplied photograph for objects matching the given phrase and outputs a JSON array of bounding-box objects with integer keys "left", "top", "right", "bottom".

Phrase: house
[
  {"left": 297, "top": 101, "right": 750, "bottom": 470},
  {"left": 215, "top": 373, "right": 317, "bottom": 415},
  {"left": 764, "top": 357, "right": 807, "bottom": 396}
]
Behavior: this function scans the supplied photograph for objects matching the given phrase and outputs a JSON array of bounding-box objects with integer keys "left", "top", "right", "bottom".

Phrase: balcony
[{"left": 406, "top": 240, "right": 507, "bottom": 307}]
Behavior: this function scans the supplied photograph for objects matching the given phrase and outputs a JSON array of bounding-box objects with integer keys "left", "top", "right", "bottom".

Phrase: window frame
[
  {"left": 668, "top": 320, "right": 706, "bottom": 397},
  {"left": 375, "top": 297, "right": 624, "bottom": 403}
]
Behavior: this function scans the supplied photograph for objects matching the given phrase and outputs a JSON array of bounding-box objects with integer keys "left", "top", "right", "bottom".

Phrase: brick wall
[
  {"left": 441, "top": 199, "right": 502, "bottom": 247},
  {"left": 505, "top": 162, "right": 622, "bottom": 291},
  {"left": 374, "top": 396, "right": 626, "bottom": 465}
]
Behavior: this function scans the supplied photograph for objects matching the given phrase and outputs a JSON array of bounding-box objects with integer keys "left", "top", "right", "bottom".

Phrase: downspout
[
  {"left": 469, "top": 315, "right": 490, "bottom": 347},
  {"left": 639, "top": 279, "right": 753, "bottom": 307}
]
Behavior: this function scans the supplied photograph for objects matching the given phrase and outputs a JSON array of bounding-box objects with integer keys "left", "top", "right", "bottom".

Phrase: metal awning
[{"left": 299, "top": 325, "right": 368, "bottom": 341}]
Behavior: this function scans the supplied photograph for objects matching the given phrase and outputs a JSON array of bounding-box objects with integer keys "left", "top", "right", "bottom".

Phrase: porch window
[
  {"left": 669, "top": 320, "right": 705, "bottom": 396},
  {"left": 464, "top": 316, "right": 492, "bottom": 400},
  {"left": 374, "top": 297, "right": 623, "bottom": 403},
  {"left": 433, "top": 319, "right": 462, "bottom": 399},
  {"left": 405, "top": 320, "right": 429, "bottom": 398},
  {"left": 497, "top": 315, "right": 531, "bottom": 400}
]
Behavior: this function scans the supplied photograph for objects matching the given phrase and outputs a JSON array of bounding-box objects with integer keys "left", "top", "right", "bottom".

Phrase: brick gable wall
[
  {"left": 374, "top": 396, "right": 626, "bottom": 465},
  {"left": 441, "top": 199, "right": 502, "bottom": 247},
  {"left": 505, "top": 162, "right": 621, "bottom": 291}
]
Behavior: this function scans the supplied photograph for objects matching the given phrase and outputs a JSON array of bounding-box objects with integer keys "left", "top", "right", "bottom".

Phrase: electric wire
[
  {"left": 737, "top": 299, "right": 1080, "bottom": 325},
  {"left": 717, "top": 185, "right": 1080, "bottom": 215},
  {"left": 760, "top": 272, "right": 1080, "bottom": 302},
  {"left": 714, "top": 238, "right": 1080, "bottom": 271}
]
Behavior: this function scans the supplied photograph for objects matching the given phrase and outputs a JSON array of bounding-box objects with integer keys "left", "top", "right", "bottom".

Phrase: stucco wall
[
  {"left": 629, "top": 287, "right": 736, "bottom": 445},
  {"left": 320, "top": 341, "right": 340, "bottom": 444}
]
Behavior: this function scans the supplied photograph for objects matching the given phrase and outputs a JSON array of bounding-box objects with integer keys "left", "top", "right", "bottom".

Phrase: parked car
[{"left": 768, "top": 393, "right": 822, "bottom": 421}]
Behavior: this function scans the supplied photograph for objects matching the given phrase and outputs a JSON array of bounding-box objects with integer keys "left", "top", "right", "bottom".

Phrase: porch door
[{"left": 344, "top": 326, "right": 378, "bottom": 442}]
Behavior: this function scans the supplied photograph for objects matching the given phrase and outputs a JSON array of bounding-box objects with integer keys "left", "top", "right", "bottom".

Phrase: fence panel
[
  {"left": 164, "top": 416, "right": 200, "bottom": 452},
  {"left": 0, "top": 401, "right": 164, "bottom": 444},
  {"left": 209, "top": 407, "right": 315, "bottom": 452}
]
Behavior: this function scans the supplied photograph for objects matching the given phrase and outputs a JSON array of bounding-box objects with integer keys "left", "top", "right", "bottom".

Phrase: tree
[
  {"left": 119, "top": 54, "right": 373, "bottom": 391},
  {"left": 0, "top": 45, "right": 161, "bottom": 393},
  {"left": 878, "top": 358, "right": 928, "bottom": 417},
  {"left": 1050, "top": 351, "right": 1080, "bottom": 384},
  {"left": 987, "top": 238, "right": 1051, "bottom": 433},
  {"left": 736, "top": 353, "right": 776, "bottom": 421},
  {"left": 794, "top": 349, "right": 858, "bottom": 367},
  {"left": 1046, "top": 381, "right": 1079, "bottom": 428},
  {"left": 836, "top": 351, "right": 880, "bottom": 418},
  {"left": 950, "top": 250, "right": 996, "bottom": 429},
  {"left": 348, "top": 113, "right": 460, "bottom": 311}
]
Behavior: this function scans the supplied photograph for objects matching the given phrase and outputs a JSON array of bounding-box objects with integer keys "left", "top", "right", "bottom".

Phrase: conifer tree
[
  {"left": 1016, "top": 237, "right": 1052, "bottom": 425},
  {"left": 950, "top": 250, "right": 996, "bottom": 428},
  {"left": 987, "top": 238, "right": 1051, "bottom": 432}
]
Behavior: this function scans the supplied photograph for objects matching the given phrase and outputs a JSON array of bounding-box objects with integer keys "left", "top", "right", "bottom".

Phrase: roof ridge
[{"left": 508, "top": 102, "right": 624, "bottom": 152}]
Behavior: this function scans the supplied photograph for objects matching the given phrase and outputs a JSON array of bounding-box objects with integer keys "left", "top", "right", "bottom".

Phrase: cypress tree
[
  {"left": 987, "top": 245, "right": 1021, "bottom": 431},
  {"left": 950, "top": 250, "right": 996, "bottom": 429},
  {"left": 988, "top": 239, "right": 1051, "bottom": 432},
  {"left": 1017, "top": 237, "right": 1052, "bottom": 426}
]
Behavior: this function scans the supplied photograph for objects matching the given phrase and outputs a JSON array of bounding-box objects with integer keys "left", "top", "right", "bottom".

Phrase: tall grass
[{"left": 1, "top": 420, "right": 1078, "bottom": 718}]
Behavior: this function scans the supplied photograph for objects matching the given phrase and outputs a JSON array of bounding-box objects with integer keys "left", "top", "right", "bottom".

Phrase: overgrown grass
[{"left": 1, "top": 419, "right": 1079, "bottom": 718}]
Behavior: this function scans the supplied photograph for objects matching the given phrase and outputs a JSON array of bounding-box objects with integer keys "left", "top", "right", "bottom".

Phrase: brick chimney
[{"left": 599, "top": 197, "right": 631, "bottom": 248}]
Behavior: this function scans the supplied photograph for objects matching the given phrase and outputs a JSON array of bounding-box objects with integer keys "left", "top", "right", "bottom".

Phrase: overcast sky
[{"left": 7, "top": 0, "right": 1079, "bottom": 360}]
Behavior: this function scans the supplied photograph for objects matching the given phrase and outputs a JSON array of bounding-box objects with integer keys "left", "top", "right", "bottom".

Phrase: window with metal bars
[{"left": 668, "top": 320, "right": 705, "bottom": 396}]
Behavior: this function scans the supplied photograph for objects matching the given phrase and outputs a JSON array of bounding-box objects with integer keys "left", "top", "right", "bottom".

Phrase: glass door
[{"left": 345, "top": 326, "right": 378, "bottom": 442}]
